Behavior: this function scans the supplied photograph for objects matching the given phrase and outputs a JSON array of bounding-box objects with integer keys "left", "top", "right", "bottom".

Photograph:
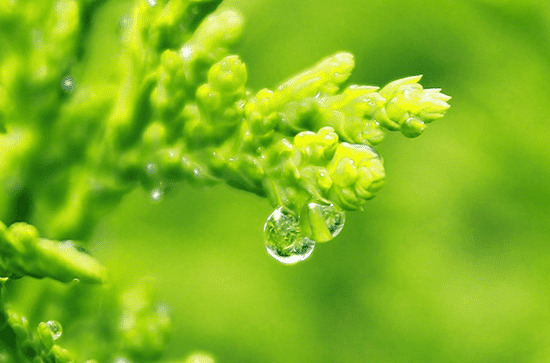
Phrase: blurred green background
[{"left": 89, "top": 0, "right": 550, "bottom": 361}]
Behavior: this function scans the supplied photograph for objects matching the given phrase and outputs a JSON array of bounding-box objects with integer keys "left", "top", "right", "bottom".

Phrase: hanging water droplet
[
  {"left": 264, "top": 207, "right": 315, "bottom": 264},
  {"left": 304, "top": 203, "right": 345, "bottom": 242},
  {"left": 150, "top": 187, "right": 163, "bottom": 202},
  {"left": 46, "top": 320, "right": 62, "bottom": 340},
  {"left": 61, "top": 76, "right": 74, "bottom": 92},
  {"left": 266, "top": 237, "right": 315, "bottom": 265}
]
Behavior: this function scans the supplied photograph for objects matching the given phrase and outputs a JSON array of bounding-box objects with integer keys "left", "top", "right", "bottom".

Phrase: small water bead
[
  {"left": 146, "top": 0, "right": 156, "bottom": 6},
  {"left": 46, "top": 320, "right": 62, "bottom": 340},
  {"left": 145, "top": 162, "right": 157, "bottom": 175},
  {"left": 180, "top": 46, "right": 193, "bottom": 61},
  {"left": 155, "top": 304, "right": 171, "bottom": 325},
  {"left": 119, "top": 15, "right": 132, "bottom": 29},
  {"left": 264, "top": 207, "right": 315, "bottom": 265},
  {"left": 61, "top": 76, "right": 74, "bottom": 92},
  {"left": 59, "top": 240, "right": 89, "bottom": 254},
  {"left": 305, "top": 203, "right": 345, "bottom": 242},
  {"left": 150, "top": 187, "right": 163, "bottom": 202}
]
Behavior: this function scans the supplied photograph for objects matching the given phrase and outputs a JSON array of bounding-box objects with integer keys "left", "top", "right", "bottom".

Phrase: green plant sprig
[{"left": 0, "top": 0, "right": 450, "bottom": 360}]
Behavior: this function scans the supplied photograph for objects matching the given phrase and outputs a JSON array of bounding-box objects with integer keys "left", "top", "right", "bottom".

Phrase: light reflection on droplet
[
  {"left": 265, "top": 238, "right": 315, "bottom": 265},
  {"left": 145, "top": 162, "right": 158, "bottom": 176},
  {"left": 180, "top": 46, "right": 193, "bottom": 61},
  {"left": 150, "top": 188, "right": 163, "bottom": 202},
  {"left": 61, "top": 76, "right": 74, "bottom": 92},
  {"left": 119, "top": 15, "right": 132, "bottom": 29},
  {"left": 46, "top": 320, "right": 62, "bottom": 340}
]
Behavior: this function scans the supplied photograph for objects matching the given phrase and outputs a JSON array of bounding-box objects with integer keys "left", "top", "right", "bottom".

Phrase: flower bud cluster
[
  {"left": 0, "top": 0, "right": 450, "bottom": 269},
  {"left": 375, "top": 75, "right": 451, "bottom": 137},
  {"left": 259, "top": 127, "right": 384, "bottom": 211}
]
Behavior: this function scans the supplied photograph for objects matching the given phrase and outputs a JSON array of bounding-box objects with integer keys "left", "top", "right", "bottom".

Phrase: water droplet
[
  {"left": 61, "top": 76, "right": 74, "bottom": 92},
  {"left": 145, "top": 162, "right": 158, "bottom": 176},
  {"left": 119, "top": 15, "right": 132, "bottom": 29},
  {"left": 146, "top": 0, "right": 156, "bottom": 6},
  {"left": 306, "top": 203, "right": 345, "bottom": 242},
  {"left": 46, "top": 320, "right": 62, "bottom": 340},
  {"left": 264, "top": 207, "right": 315, "bottom": 264},
  {"left": 155, "top": 304, "right": 170, "bottom": 317},
  {"left": 59, "top": 240, "right": 75, "bottom": 250},
  {"left": 180, "top": 46, "right": 193, "bottom": 61},
  {"left": 155, "top": 304, "right": 171, "bottom": 326},
  {"left": 150, "top": 187, "right": 163, "bottom": 202}
]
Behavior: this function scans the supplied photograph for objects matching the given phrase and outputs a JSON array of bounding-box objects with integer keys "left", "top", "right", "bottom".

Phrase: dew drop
[
  {"left": 145, "top": 162, "right": 158, "bottom": 176},
  {"left": 264, "top": 207, "right": 315, "bottom": 264},
  {"left": 119, "top": 15, "right": 132, "bottom": 29},
  {"left": 146, "top": 0, "right": 156, "bottom": 6},
  {"left": 46, "top": 320, "right": 62, "bottom": 340},
  {"left": 306, "top": 203, "right": 345, "bottom": 242},
  {"left": 59, "top": 240, "right": 75, "bottom": 250},
  {"left": 150, "top": 187, "right": 163, "bottom": 202},
  {"left": 180, "top": 46, "right": 193, "bottom": 61},
  {"left": 61, "top": 76, "right": 74, "bottom": 92}
]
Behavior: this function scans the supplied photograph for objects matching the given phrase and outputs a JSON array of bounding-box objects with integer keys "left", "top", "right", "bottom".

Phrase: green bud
[
  {"left": 330, "top": 157, "right": 359, "bottom": 188},
  {"left": 181, "top": 9, "right": 243, "bottom": 68},
  {"left": 207, "top": 55, "right": 247, "bottom": 93},
  {"left": 196, "top": 83, "right": 222, "bottom": 111},
  {"left": 376, "top": 75, "right": 450, "bottom": 136},
  {"left": 276, "top": 52, "right": 355, "bottom": 101},
  {"left": 142, "top": 121, "right": 168, "bottom": 148},
  {"left": 37, "top": 322, "right": 54, "bottom": 350}
]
